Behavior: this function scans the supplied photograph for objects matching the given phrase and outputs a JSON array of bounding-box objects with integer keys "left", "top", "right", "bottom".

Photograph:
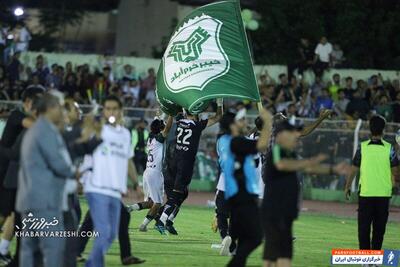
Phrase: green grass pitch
[{"left": 78, "top": 201, "right": 400, "bottom": 267}]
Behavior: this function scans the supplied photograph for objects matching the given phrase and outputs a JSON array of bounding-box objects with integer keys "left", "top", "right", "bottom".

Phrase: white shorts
[{"left": 143, "top": 169, "right": 164, "bottom": 204}]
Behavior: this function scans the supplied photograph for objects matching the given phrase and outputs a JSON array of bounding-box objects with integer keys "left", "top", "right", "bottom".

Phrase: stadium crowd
[{"left": 0, "top": 51, "right": 399, "bottom": 123}]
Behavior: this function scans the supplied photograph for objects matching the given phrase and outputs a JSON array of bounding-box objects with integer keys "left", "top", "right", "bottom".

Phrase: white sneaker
[
  {"left": 220, "top": 236, "right": 232, "bottom": 256},
  {"left": 139, "top": 224, "right": 147, "bottom": 232}
]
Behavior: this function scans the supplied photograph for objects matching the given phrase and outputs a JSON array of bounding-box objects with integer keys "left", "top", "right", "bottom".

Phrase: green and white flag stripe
[{"left": 156, "top": 0, "right": 260, "bottom": 115}]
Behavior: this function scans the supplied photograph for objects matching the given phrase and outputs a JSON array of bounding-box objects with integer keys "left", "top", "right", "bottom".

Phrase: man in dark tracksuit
[{"left": 345, "top": 115, "right": 399, "bottom": 251}]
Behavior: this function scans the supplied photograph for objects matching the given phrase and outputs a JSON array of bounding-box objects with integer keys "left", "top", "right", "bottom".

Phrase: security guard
[{"left": 345, "top": 115, "right": 399, "bottom": 250}]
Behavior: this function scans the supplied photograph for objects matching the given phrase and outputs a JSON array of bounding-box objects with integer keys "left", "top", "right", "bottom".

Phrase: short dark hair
[
  {"left": 337, "top": 89, "right": 345, "bottom": 94},
  {"left": 369, "top": 115, "right": 386, "bottom": 136},
  {"left": 103, "top": 95, "right": 123, "bottom": 108},
  {"left": 21, "top": 88, "right": 42, "bottom": 102},
  {"left": 36, "top": 93, "right": 60, "bottom": 115},
  {"left": 278, "top": 73, "right": 286, "bottom": 79},
  {"left": 150, "top": 119, "right": 164, "bottom": 134},
  {"left": 219, "top": 112, "right": 235, "bottom": 134}
]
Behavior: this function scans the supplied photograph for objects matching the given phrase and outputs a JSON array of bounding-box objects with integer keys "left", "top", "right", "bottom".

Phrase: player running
[
  {"left": 155, "top": 100, "right": 223, "bottom": 234},
  {"left": 126, "top": 115, "right": 173, "bottom": 232}
]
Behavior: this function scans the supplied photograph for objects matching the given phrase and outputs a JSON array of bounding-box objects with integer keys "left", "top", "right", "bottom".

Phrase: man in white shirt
[
  {"left": 83, "top": 95, "right": 138, "bottom": 267},
  {"left": 313, "top": 36, "right": 332, "bottom": 78}
]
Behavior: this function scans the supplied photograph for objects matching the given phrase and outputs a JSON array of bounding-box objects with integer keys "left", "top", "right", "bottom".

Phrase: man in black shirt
[
  {"left": 156, "top": 103, "right": 222, "bottom": 234},
  {"left": 287, "top": 38, "right": 315, "bottom": 80},
  {"left": 0, "top": 89, "right": 39, "bottom": 227},
  {"left": 220, "top": 108, "right": 272, "bottom": 267},
  {"left": 263, "top": 120, "right": 351, "bottom": 267}
]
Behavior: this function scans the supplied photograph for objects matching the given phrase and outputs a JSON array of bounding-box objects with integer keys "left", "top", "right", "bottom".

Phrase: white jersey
[
  {"left": 248, "top": 132, "right": 264, "bottom": 199},
  {"left": 145, "top": 133, "right": 165, "bottom": 172},
  {"left": 84, "top": 124, "right": 133, "bottom": 199},
  {"left": 216, "top": 172, "right": 225, "bottom": 192}
]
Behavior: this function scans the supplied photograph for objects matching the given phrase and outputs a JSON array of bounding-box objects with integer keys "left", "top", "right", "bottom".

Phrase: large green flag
[{"left": 156, "top": 0, "right": 260, "bottom": 115}]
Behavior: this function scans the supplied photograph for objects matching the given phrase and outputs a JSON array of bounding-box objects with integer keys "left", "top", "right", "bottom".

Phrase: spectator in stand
[
  {"left": 311, "top": 76, "right": 325, "bottom": 97},
  {"left": 315, "top": 88, "right": 334, "bottom": 114},
  {"left": 65, "top": 61, "right": 74, "bottom": 77},
  {"left": 46, "top": 64, "right": 62, "bottom": 90},
  {"left": 141, "top": 68, "right": 156, "bottom": 104},
  {"left": 103, "top": 66, "right": 114, "bottom": 84},
  {"left": 289, "top": 76, "right": 303, "bottom": 100},
  {"left": 6, "top": 52, "right": 21, "bottom": 84},
  {"left": 275, "top": 74, "right": 296, "bottom": 112},
  {"left": 123, "top": 79, "right": 141, "bottom": 106},
  {"left": 296, "top": 91, "right": 312, "bottom": 118},
  {"left": 285, "top": 103, "right": 298, "bottom": 120},
  {"left": 375, "top": 95, "right": 393, "bottom": 122},
  {"left": 334, "top": 89, "right": 350, "bottom": 118},
  {"left": 33, "top": 55, "right": 49, "bottom": 85},
  {"left": 313, "top": 36, "right": 332, "bottom": 78},
  {"left": 343, "top": 76, "right": 354, "bottom": 99},
  {"left": 0, "top": 78, "right": 11, "bottom": 100},
  {"left": 0, "top": 23, "right": 6, "bottom": 62},
  {"left": 260, "top": 84, "right": 276, "bottom": 110},
  {"left": 287, "top": 38, "right": 315, "bottom": 80},
  {"left": 26, "top": 75, "right": 46, "bottom": 92},
  {"left": 331, "top": 44, "right": 345, "bottom": 68},
  {"left": 346, "top": 89, "right": 370, "bottom": 120},
  {"left": 121, "top": 64, "right": 138, "bottom": 81},
  {"left": 392, "top": 91, "right": 400, "bottom": 123},
  {"left": 328, "top": 73, "right": 341, "bottom": 101},
  {"left": 258, "top": 71, "right": 274, "bottom": 87},
  {"left": 12, "top": 22, "right": 31, "bottom": 52},
  {"left": 62, "top": 73, "right": 79, "bottom": 98}
]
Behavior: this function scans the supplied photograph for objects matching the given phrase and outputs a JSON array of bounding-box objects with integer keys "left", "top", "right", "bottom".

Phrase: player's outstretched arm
[
  {"left": 256, "top": 108, "right": 273, "bottom": 152},
  {"left": 300, "top": 109, "right": 332, "bottom": 137},
  {"left": 161, "top": 116, "right": 173, "bottom": 138},
  {"left": 206, "top": 99, "right": 223, "bottom": 127}
]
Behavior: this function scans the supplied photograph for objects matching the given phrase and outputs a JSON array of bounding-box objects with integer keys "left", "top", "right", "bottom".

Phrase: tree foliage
[{"left": 252, "top": 0, "right": 400, "bottom": 69}]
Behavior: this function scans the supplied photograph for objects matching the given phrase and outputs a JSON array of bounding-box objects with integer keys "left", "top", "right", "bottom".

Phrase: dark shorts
[
  {"left": 263, "top": 217, "right": 294, "bottom": 261},
  {"left": 0, "top": 187, "right": 17, "bottom": 217},
  {"left": 173, "top": 161, "right": 195, "bottom": 192},
  {"left": 230, "top": 203, "right": 262, "bottom": 243}
]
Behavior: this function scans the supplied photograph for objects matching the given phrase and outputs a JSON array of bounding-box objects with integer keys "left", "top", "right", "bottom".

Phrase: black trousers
[
  {"left": 78, "top": 202, "right": 132, "bottom": 261},
  {"left": 358, "top": 196, "right": 390, "bottom": 250},
  {"left": 287, "top": 61, "right": 313, "bottom": 80},
  {"left": 227, "top": 203, "right": 262, "bottom": 267},
  {"left": 215, "top": 190, "right": 230, "bottom": 239},
  {"left": 313, "top": 60, "right": 329, "bottom": 78}
]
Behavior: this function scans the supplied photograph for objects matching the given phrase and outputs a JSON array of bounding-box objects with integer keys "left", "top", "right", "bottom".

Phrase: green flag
[{"left": 156, "top": 0, "right": 260, "bottom": 115}]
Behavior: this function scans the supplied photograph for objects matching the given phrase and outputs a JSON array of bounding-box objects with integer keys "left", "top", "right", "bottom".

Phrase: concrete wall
[{"left": 115, "top": 0, "right": 179, "bottom": 57}]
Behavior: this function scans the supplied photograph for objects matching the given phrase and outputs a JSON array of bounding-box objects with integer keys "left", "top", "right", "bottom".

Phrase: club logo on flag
[
  {"left": 167, "top": 27, "right": 211, "bottom": 63},
  {"left": 163, "top": 14, "right": 230, "bottom": 93}
]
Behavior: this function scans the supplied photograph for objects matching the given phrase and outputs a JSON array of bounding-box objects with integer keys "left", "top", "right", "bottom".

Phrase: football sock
[{"left": 142, "top": 215, "right": 154, "bottom": 227}]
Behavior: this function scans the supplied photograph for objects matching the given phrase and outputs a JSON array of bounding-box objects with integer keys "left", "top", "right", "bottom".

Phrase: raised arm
[
  {"left": 206, "top": 99, "right": 223, "bottom": 127},
  {"left": 300, "top": 109, "right": 332, "bottom": 137},
  {"left": 161, "top": 116, "right": 173, "bottom": 138},
  {"left": 256, "top": 108, "right": 272, "bottom": 152}
]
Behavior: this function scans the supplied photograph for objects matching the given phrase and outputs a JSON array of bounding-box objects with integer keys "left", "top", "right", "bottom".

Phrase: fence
[{"left": 0, "top": 101, "right": 399, "bottom": 205}]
